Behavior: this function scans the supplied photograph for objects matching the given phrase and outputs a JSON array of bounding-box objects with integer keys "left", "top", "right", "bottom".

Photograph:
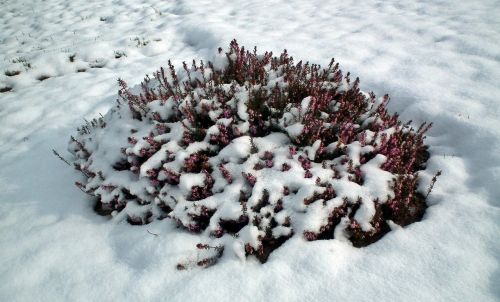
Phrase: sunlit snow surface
[{"left": 1, "top": 0, "right": 499, "bottom": 301}]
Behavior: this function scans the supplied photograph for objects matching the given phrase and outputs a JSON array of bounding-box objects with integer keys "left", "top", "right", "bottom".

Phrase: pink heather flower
[
  {"left": 298, "top": 155, "right": 312, "bottom": 169},
  {"left": 146, "top": 169, "right": 157, "bottom": 178},
  {"left": 188, "top": 224, "right": 201, "bottom": 233},
  {"left": 101, "top": 185, "right": 116, "bottom": 192},
  {"left": 249, "top": 125, "right": 257, "bottom": 135},
  {"left": 263, "top": 151, "right": 274, "bottom": 160},
  {"left": 359, "top": 132, "right": 367, "bottom": 145},
  {"left": 213, "top": 229, "right": 224, "bottom": 238},
  {"left": 349, "top": 220, "right": 360, "bottom": 229},
  {"left": 242, "top": 172, "right": 257, "bottom": 186},
  {"left": 155, "top": 123, "right": 169, "bottom": 134},
  {"left": 144, "top": 136, "right": 157, "bottom": 146},
  {"left": 326, "top": 184, "right": 335, "bottom": 196},
  {"left": 253, "top": 162, "right": 265, "bottom": 170},
  {"left": 163, "top": 169, "right": 180, "bottom": 184},
  {"left": 196, "top": 243, "right": 209, "bottom": 249},
  {"left": 283, "top": 186, "right": 290, "bottom": 195},
  {"left": 333, "top": 70, "right": 343, "bottom": 83},
  {"left": 223, "top": 109, "right": 232, "bottom": 118},
  {"left": 128, "top": 137, "right": 137, "bottom": 144},
  {"left": 218, "top": 164, "right": 233, "bottom": 184},
  {"left": 152, "top": 112, "right": 161, "bottom": 121},
  {"left": 303, "top": 231, "right": 317, "bottom": 241}
]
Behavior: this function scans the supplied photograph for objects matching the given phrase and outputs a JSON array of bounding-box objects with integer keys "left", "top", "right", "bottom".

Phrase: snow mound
[{"left": 68, "top": 40, "right": 435, "bottom": 265}]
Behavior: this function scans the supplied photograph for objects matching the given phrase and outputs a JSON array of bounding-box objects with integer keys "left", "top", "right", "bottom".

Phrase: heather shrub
[{"left": 68, "top": 40, "right": 436, "bottom": 266}]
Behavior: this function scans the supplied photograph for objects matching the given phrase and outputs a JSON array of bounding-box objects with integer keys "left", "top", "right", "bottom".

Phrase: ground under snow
[{"left": 0, "top": 0, "right": 499, "bottom": 301}]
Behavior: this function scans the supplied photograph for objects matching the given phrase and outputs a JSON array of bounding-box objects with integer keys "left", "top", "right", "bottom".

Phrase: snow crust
[{"left": 1, "top": 0, "right": 499, "bottom": 301}]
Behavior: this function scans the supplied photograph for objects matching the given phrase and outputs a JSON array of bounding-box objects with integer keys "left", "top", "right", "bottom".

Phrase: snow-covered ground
[{"left": 1, "top": 0, "right": 499, "bottom": 301}]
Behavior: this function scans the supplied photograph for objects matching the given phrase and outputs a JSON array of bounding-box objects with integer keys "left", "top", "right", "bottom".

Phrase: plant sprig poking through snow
[{"left": 67, "top": 40, "right": 436, "bottom": 264}]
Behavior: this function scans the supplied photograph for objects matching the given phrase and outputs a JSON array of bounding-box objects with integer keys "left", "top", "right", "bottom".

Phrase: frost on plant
[{"left": 68, "top": 40, "right": 435, "bottom": 264}]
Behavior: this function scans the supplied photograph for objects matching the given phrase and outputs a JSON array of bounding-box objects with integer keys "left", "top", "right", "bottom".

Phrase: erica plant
[{"left": 66, "top": 40, "right": 439, "bottom": 266}]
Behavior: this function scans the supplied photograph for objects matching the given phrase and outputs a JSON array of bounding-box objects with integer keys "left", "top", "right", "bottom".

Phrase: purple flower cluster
[{"left": 67, "top": 40, "right": 438, "bottom": 265}]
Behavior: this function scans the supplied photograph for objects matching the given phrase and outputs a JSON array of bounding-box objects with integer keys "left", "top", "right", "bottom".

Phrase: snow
[
  {"left": 360, "top": 154, "right": 395, "bottom": 202},
  {"left": 214, "top": 136, "right": 252, "bottom": 163},
  {"left": 1, "top": 0, "right": 499, "bottom": 301},
  {"left": 179, "top": 173, "right": 206, "bottom": 195}
]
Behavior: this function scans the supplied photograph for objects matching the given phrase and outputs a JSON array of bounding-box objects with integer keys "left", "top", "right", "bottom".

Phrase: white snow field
[{"left": 1, "top": 0, "right": 499, "bottom": 301}]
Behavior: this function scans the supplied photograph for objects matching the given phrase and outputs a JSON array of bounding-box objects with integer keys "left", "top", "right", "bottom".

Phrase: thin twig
[
  {"left": 52, "top": 149, "right": 71, "bottom": 166},
  {"left": 425, "top": 170, "right": 442, "bottom": 199},
  {"left": 76, "top": 184, "right": 95, "bottom": 196},
  {"left": 147, "top": 230, "right": 159, "bottom": 236}
]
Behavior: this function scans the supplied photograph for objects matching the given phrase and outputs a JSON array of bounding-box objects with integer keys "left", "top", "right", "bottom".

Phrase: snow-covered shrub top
[{"left": 69, "top": 40, "right": 432, "bottom": 266}]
